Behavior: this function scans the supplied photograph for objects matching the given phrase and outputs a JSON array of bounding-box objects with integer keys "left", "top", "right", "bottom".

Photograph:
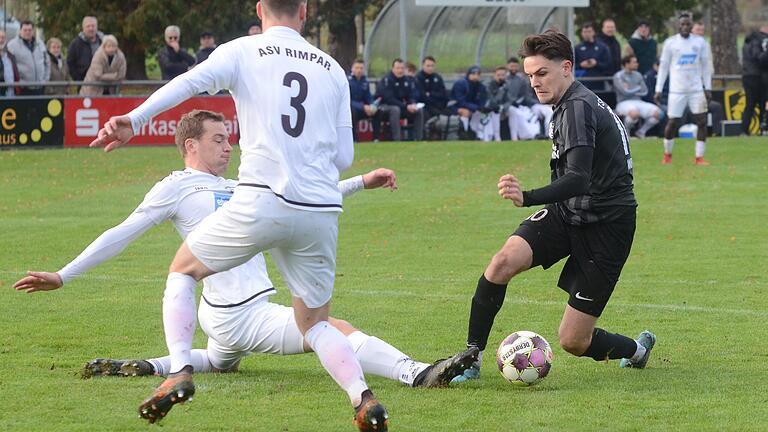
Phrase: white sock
[
  {"left": 663, "top": 138, "right": 674, "bottom": 154},
  {"left": 460, "top": 116, "right": 469, "bottom": 130},
  {"left": 695, "top": 140, "right": 706, "bottom": 158},
  {"left": 347, "top": 331, "right": 429, "bottom": 386},
  {"left": 629, "top": 341, "right": 647, "bottom": 362},
  {"left": 637, "top": 116, "right": 659, "bottom": 135},
  {"left": 164, "top": 272, "right": 197, "bottom": 374},
  {"left": 147, "top": 349, "right": 212, "bottom": 377},
  {"left": 305, "top": 322, "right": 369, "bottom": 407}
]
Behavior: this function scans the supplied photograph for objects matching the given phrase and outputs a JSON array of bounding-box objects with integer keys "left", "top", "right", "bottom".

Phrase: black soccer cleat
[
  {"left": 412, "top": 346, "right": 480, "bottom": 388},
  {"left": 138, "top": 374, "right": 195, "bottom": 424},
  {"left": 81, "top": 358, "right": 154, "bottom": 379},
  {"left": 353, "top": 390, "right": 389, "bottom": 432}
]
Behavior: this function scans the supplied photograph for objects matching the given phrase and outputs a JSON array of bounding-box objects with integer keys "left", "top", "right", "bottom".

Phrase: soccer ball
[{"left": 496, "top": 331, "right": 553, "bottom": 386}]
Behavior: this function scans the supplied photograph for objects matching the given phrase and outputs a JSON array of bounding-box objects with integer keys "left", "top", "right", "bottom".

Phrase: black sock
[
  {"left": 467, "top": 274, "right": 507, "bottom": 351},
  {"left": 582, "top": 328, "right": 637, "bottom": 361}
]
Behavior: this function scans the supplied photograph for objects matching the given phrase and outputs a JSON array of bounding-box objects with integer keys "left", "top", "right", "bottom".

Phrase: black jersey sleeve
[
  {"left": 561, "top": 99, "right": 596, "bottom": 151},
  {"left": 522, "top": 146, "right": 593, "bottom": 207}
]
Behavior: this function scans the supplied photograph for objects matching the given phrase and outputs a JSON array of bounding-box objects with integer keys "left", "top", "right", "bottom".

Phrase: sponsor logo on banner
[
  {"left": 64, "top": 96, "right": 239, "bottom": 147},
  {"left": 723, "top": 89, "right": 760, "bottom": 134},
  {"left": 0, "top": 98, "right": 64, "bottom": 148}
]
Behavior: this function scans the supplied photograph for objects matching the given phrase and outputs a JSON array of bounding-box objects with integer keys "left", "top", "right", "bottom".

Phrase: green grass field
[{"left": 1, "top": 137, "right": 767, "bottom": 431}]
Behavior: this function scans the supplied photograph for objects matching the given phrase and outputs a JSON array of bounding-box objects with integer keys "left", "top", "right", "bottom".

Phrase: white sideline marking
[{"left": 3, "top": 270, "right": 765, "bottom": 318}]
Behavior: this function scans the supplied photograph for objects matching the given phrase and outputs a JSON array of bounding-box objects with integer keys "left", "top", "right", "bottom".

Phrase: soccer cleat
[
  {"left": 413, "top": 346, "right": 480, "bottom": 388},
  {"left": 450, "top": 361, "right": 481, "bottom": 384},
  {"left": 661, "top": 153, "right": 672, "bottom": 164},
  {"left": 138, "top": 373, "right": 195, "bottom": 424},
  {"left": 81, "top": 358, "right": 154, "bottom": 379},
  {"left": 353, "top": 390, "right": 389, "bottom": 432},
  {"left": 694, "top": 157, "right": 710, "bottom": 166},
  {"left": 619, "top": 330, "right": 657, "bottom": 369}
]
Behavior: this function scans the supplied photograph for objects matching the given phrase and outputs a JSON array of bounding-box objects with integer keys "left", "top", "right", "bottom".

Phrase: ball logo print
[{"left": 496, "top": 331, "right": 553, "bottom": 386}]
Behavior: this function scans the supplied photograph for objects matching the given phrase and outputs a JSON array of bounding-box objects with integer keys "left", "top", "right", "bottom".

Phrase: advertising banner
[
  {"left": 0, "top": 98, "right": 64, "bottom": 148},
  {"left": 64, "top": 96, "right": 239, "bottom": 147}
]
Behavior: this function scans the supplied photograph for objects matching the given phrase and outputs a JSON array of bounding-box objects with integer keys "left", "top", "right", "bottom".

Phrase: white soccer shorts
[
  {"left": 186, "top": 187, "right": 339, "bottom": 309},
  {"left": 198, "top": 298, "right": 306, "bottom": 370},
  {"left": 667, "top": 91, "right": 707, "bottom": 118},
  {"left": 615, "top": 100, "right": 661, "bottom": 119}
]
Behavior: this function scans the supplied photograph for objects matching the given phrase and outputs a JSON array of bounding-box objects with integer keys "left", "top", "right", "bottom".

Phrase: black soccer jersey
[{"left": 549, "top": 81, "right": 637, "bottom": 225}]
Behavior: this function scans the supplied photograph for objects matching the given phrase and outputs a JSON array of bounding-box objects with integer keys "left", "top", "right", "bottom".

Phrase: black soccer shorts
[{"left": 512, "top": 204, "right": 636, "bottom": 317}]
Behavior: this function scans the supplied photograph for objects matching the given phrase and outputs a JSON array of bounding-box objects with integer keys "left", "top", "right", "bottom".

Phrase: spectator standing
[
  {"left": 158, "top": 25, "right": 195, "bottom": 80},
  {"left": 0, "top": 30, "right": 20, "bottom": 97},
  {"left": 376, "top": 58, "right": 424, "bottom": 141},
  {"left": 67, "top": 16, "right": 103, "bottom": 83},
  {"left": 45, "top": 37, "right": 69, "bottom": 95},
  {"left": 196, "top": 32, "right": 217, "bottom": 64},
  {"left": 450, "top": 65, "right": 490, "bottom": 140},
  {"left": 574, "top": 23, "right": 612, "bottom": 91},
  {"left": 740, "top": 25, "right": 768, "bottom": 135},
  {"left": 597, "top": 18, "right": 621, "bottom": 75},
  {"left": 613, "top": 55, "right": 661, "bottom": 138},
  {"left": 348, "top": 59, "right": 381, "bottom": 140},
  {"left": 79, "top": 35, "right": 126, "bottom": 97},
  {"left": 415, "top": 56, "right": 448, "bottom": 121},
  {"left": 627, "top": 20, "right": 657, "bottom": 75},
  {"left": 6, "top": 20, "right": 49, "bottom": 95}
]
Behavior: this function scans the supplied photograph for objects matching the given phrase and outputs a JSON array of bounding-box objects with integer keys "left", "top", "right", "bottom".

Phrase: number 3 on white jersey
[{"left": 281, "top": 72, "right": 308, "bottom": 138}]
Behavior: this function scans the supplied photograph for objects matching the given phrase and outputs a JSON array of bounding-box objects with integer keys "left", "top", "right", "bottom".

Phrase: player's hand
[
  {"left": 363, "top": 105, "right": 375, "bottom": 116},
  {"left": 89, "top": 115, "right": 135, "bottom": 152},
  {"left": 498, "top": 174, "right": 524, "bottom": 207},
  {"left": 12, "top": 271, "right": 63, "bottom": 294},
  {"left": 654, "top": 92, "right": 662, "bottom": 105},
  {"left": 705, "top": 90, "right": 712, "bottom": 104},
  {"left": 362, "top": 168, "right": 397, "bottom": 191}
]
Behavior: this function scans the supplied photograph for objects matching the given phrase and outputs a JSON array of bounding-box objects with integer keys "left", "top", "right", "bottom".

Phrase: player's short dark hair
[
  {"left": 621, "top": 55, "right": 636, "bottom": 66},
  {"left": 518, "top": 30, "right": 573, "bottom": 64},
  {"left": 507, "top": 56, "right": 519, "bottom": 64},
  {"left": 261, "top": 0, "right": 306, "bottom": 18},
  {"left": 392, "top": 58, "right": 404, "bottom": 67},
  {"left": 679, "top": 12, "right": 692, "bottom": 20},
  {"left": 175, "top": 110, "right": 226, "bottom": 157},
  {"left": 422, "top": 56, "right": 436, "bottom": 64}
]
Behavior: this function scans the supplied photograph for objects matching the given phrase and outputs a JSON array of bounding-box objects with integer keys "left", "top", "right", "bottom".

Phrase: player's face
[
  {"left": 678, "top": 17, "right": 692, "bottom": 37},
  {"left": 422, "top": 59, "right": 435, "bottom": 74},
  {"left": 524, "top": 55, "right": 572, "bottom": 105},
  {"left": 507, "top": 62, "right": 520, "bottom": 75},
  {"left": 193, "top": 121, "right": 232, "bottom": 176},
  {"left": 392, "top": 62, "right": 405, "bottom": 78},
  {"left": 351, "top": 62, "right": 364, "bottom": 78}
]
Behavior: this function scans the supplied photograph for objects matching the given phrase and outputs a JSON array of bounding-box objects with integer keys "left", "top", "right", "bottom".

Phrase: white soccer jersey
[
  {"left": 656, "top": 34, "right": 713, "bottom": 94},
  {"left": 128, "top": 26, "right": 352, "bottom": 212}
]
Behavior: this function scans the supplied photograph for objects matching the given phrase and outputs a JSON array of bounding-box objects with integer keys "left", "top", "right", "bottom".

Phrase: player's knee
[
  {"left": 328, "top": 317, "right": 357, "bottom": 335},
  {"left": 487, "top": 238, "right": 531, "bottom": 282}
]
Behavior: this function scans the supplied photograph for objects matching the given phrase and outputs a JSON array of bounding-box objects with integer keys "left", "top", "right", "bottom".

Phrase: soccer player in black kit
[{"left": 452, "top": 30, "right": 655, "bottom": 383}]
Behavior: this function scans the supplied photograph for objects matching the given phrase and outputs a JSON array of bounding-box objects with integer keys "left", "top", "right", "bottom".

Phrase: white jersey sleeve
[
  {"left": 338, "top": 175, "right": 364, "bottom": 198},
  {"left": 656, "top": 39, "right": 672, "bottom": 94},
  {"left": 701, "top": 40, "right": 713, "bottom": 91},
  {"left": 57, "top": 179, "right": 179, "bottom": 283}
]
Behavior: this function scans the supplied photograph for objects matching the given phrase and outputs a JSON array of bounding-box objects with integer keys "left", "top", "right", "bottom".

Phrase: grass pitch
[{"left": 1, "top": 137, "right": 767, "bottom": 431}]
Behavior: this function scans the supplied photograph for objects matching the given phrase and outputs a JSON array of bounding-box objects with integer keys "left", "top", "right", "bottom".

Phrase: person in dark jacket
[
  {"left": 196, "top": 32, "right": 217, "bottom": 64},
  {"left": 597, "top": 18, "right": 621, "bottom": 75},
  {"left": 375, "top": 58, "right": 424, "bottom": 141},
  {"left": 450, "top": 65, "right": 489, "bottom": 140},
  {"left": 159, "top": 25, "right": 196, "bottom": 80},
  {"left": 415, "top": 56, "right": 449, "bottom": 122},
  {"left": 67, "top": 16, "right": 103, "bottom": 82},
  {"left": 574, "top": 23, "right": 613, "bottom": 91},
  {"left": 348, "top": 59, "right": 382, "bottom": 140},
  {"left": 0, "top": 30, "right": 20, "bottom": 97},
  {"left": 626, "top": 20, "right": 658, "bottom": 75},
  {"left": 740, "top": 25, "right": 768, "bottom": 135}
]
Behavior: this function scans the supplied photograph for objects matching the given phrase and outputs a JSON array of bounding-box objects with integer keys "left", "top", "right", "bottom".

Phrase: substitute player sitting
[
  {"left": 655, "top": 12, "right": 713, "bottom": 165},
  {"left": 446, "top": 30, "right": 656, "bottom": 383},
  {"left": 88, "top": 1, "right": 392, "bottom": 429},
  {"left": 613, "top": 55, "right": 661, "bottom": 138},
  {"left": 14, "top": 110, "right": 475, "bottom": 393}
]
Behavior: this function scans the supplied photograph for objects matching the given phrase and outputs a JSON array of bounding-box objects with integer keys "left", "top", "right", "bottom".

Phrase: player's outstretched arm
[
  {"left": 89, "top": 115, "right": 135, "bottom": 152},
  {"left": 362, "top": 168, "right": 397, "bottom": 191},
  {"left": 13, "top": 271, "right": 63, "bottom": 293}
]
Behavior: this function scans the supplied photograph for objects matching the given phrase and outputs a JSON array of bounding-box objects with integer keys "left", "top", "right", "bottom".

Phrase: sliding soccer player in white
[
  {"left": 14, "top": 111, "right": 472, "bottom": 394},
  {"left": 655, "top": 12, "right": 713, "bottom": 165},
  {"left": 83, "top": 1, "right": 470, "bottom": 429}
]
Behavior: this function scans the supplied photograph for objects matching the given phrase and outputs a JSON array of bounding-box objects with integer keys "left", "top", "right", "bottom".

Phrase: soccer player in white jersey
[
  {"left": 85, "top": 1, "right": 456, "bottom": 429},
  {"left": 14, "top": 111, "right": 475, "bottom": 398},
  {"left": 655, "top": 13, "right": 713, "bottom": 165}
]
